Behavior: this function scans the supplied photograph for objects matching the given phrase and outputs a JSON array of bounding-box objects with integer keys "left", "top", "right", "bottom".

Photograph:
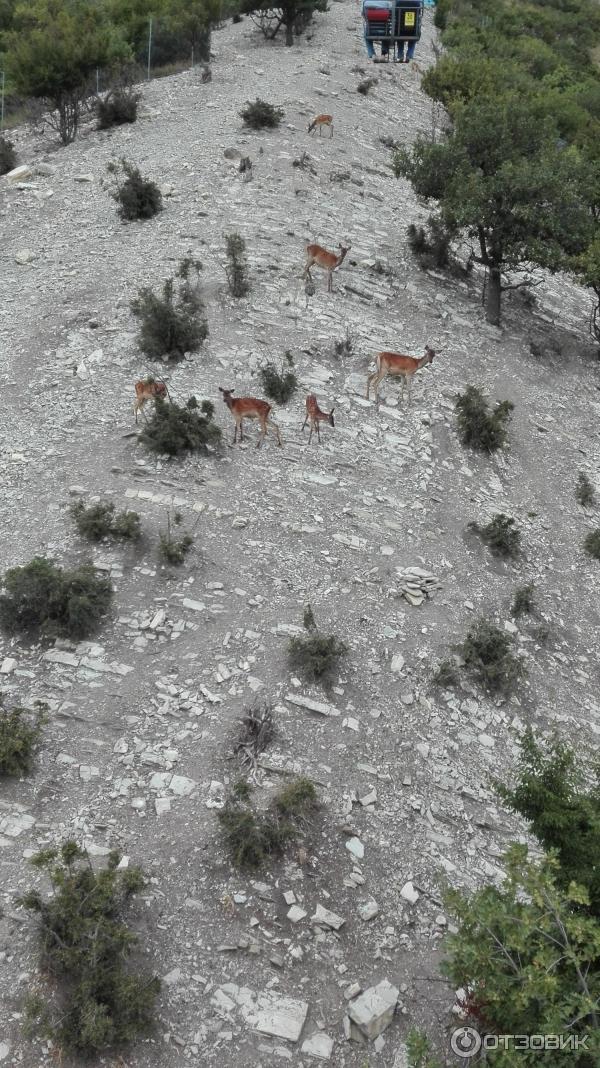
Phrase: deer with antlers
[
  {"left": 304, "top": 242, "right": 351, "bottom": 292},
  {"left": 219, "top": 387, "right": 282, "bottom": 448},
  {"left": 302, "top": 394, "right": 335, "bottom": 444},
  {"left": 366, "top": 346, "right": 437, "bottom": 404},
  {"left": 308, "top": 114, "right": 333, "bottom": 137},
  {"left": 133, "top": 378, "right": 168, "bottom": 423}
]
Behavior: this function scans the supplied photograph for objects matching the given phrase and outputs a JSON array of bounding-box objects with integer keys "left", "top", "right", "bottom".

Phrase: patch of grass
[
  {"left": 260, "top": 352, "right": 297, "bottom": 404},
  {"left": 131, "top": 258, "right": 207, "bottom": 362},
  {"left": 584, "top": 529, "right": 600, "bottom": 559},
  {"left": 225, "top": 232, "right": 250, "bottom": 297},
  {"left": 433, "top": 658, "right": 460, "bottom": 688},
  {"left": 108, "top": 158, "right": 162, "bottom": 222},
  {"left": 469, "top": 513, "right": 521, "bottom": 558},
  {"left": 288, "top": 603, "right": 348, "bottom": 682},
  {"left": 19, "top": 843, "right": 159, "bottom": 1057},
  {"left": 460, "top": 618, "right": 524, "bottom": 694},
  {"left": 97, "top": 87, "right": 140, "bottom": 130},
  {"left": 141, "top": 396, "right": 221, "bottom": 457},
  {"left": 240, "top": 98, "right": 284, "bottom": 129},
  {"left": 0, "top": 700, "right": 46, "bottom": 777},
  {"left": 0, "top": 135, "right": 17, "bottom": 175},
  {"left": 576, "top": 472, "right": 595, "bottom": 508},
  {"left": 218, "top": 776, "right": 318, "bottom": 869},
  {"left": 407, "top": 214, "right": 455, "bottom": 270},
  {"left": 158, "top": 512, "right": 193, "bottom": 564},
  {"left": 512, "top": 583, "right": 535, "bottom": 618},
  {"left": 455, "top": 386, "right": 514, "bottom": 453},
  {"left": 0, "top": 557, "right": 113, "bottom": 640},
  {"left": 70, "top": 499, "right": 141, "bottom": 542},
  {"left": 357, "top": 78, "right": 377, "bottom": 95}
]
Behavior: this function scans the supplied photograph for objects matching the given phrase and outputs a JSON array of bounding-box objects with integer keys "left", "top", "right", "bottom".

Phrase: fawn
[{"left": 219, "top": 388, "right": 282, "bottom": 448}]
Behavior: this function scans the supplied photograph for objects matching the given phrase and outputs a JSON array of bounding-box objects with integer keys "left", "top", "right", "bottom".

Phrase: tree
[
  {"left": 5, "top": 0, "right": 128, "bottom": 143},
  {"left": 163, "top": 0, "right": 221, "bottom": 61},
  {"left": 394, "top": 94, "right": 590, "bottom": 325},
  {"left": 242, "top": 0, "right": 327, "bottom": 46}
]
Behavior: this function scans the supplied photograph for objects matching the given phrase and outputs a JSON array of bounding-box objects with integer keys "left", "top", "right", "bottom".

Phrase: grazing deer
[
  {"left": 134, "top": 378, "right": 168, "bottom": 423},
  {"left": 302, "top": 394, "right": 335, "bottom": 444},
  {"left": 366, "top": 346, "right": 437, "bottom": 404},
  {"left": 304, "top": 243, "right": 351, "bottom": 292},
  {"left": 219, "top": 387, "right": 282, "bottom": 448},
  {"left": 308, "top": 114, "right": 333, "bottom": 137}
]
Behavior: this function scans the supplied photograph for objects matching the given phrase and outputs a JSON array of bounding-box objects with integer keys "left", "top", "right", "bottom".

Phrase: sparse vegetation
[
  {"left": 455, "top": 385, "right": 514, "bottom": 453},
  {"left": 460, "top": 618, "right": 524, "bottom": 694},
  {"left": 407, "top": 215, "right": 455, "bottom": 270},
  {"left": 584, "top": 528, "right": 600, "bottom": 559},
  {"left": 433, "top": 658, "right": 460, "bottom": 688},
  {"left": 240, "top": 98, "right": 284, "bottom": 129},
  {"left": 288, "top": 603, "right": 348, "bottom": 682},
  {"left": 218, "top": 776, "right": 318, "bottom": 869},
  {"left": 406, "top": 1030, "right": 442, "bottom": 1068},
  {"left": 0, "top": 557, "right": 113, "bottom": 640},
  {"left": 225, "top": 232, "right": 250, "bottom": 297},
  {"left": 332, "top": 328, "right": 354, "bottom": 358},
  {"left": 158, "top": 512, "right": 193, "bottom": 564},
  {"left": 512, "top": 582, "right": 535, "bottom": 617},
  {"left": 469, "top": 513, "right": 521, "bottom": 558},
  {"left": 20, "top": 843, "right": 159, "bottom": 1056},
  {"left": 0, "top": 700, "right": 46, "bottom": 777},
  {"left": 108, "top": 158, "right": 163, "bottom": 222},
  {"left": 357, "top": 77, "right": 377, "bottom": 95},
  {"left": 576, "top": 472, "right": 595, "bottom": 508},
  {"left": 234, "top": 702, "right": 275, "bottom": 773},
  {"left": 260, "top": 351, "right": 297, "bottom": 404},
  {"left": 70, "top": 499, "right": 141, "bottom": 542},
  {"left": 0, "top": 136, "right": 17, "bottom": 175},
  {"left": 140, "top": 396, "right": 221, "bottom": 456},
  {"left": 131, "top": 258, "right": 207, "bottom": 361},
  {"left": 97, "top": 86, "right": 140, "bottom": 130}
]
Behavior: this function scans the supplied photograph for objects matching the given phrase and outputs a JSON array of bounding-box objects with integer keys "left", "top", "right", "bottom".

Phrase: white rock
[
  {"left": 358, "top": 898, "right": 379, "bottom": 921},
  {"left": 347, "top": 980, "right": 399, "bottom": 1040},
  {"left": 163, "top": 967, "right": 183, "bottom": 986},
  {"left": 345, "top": 836, "right": 364, "bottom": 859},
  {"left": 301, "top": 1032, "right": 335, "bottom": 1060},
  {"left": 155, "top": 797, "right": 171, "bottom": 815},
  {"left": 284, "top": 693, "right": 340, "bottom": 717},
  {"left": 0, "top": 658, "right": 17, "bottom": 674},
  {"left": 311, "top": 903, "right": 345, "bottom": 930},
  {"left": 169, "top": 775, "right": 197, "bottom": 796},
  {"left": 390, "top": 653, "right": 405, "bottom": 674},
  {"left": 400, "top": 881, "right": 419, "bottom": 904},
  {"left": 252, "top": 994, "right": 308, "bottom": 1042},
  {"left": 287, "top": 905, "right": 307, "bottom": 923},
  {"left": 0, "top": 1042, "right": 10, "bottom": 1062},
  {"left": 6, "top": 164, "right": 32, "bottom": 182},
  {"left": 14, "top": 248, "right": 36, "bottom": 265}
]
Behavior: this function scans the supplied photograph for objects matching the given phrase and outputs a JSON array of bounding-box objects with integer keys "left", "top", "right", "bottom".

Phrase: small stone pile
[{"left": 394, "top": 567, "right": 442, "bottom": 606}]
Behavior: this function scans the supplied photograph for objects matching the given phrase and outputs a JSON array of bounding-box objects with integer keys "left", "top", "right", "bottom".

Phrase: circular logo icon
[{"left": 450, "top": 1026, "right": 482, "bottom": 1059}]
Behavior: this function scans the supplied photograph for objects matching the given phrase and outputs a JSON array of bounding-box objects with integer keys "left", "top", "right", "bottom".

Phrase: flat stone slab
[
  {"left": 284, "top": 693, "right": 340, "bottom": 717},
  {"left": 251, "top": 994, "right": 309, "bottom": 1042},
  {"left": 347, "top": 980, "right": 399, "bottom": 1040}
]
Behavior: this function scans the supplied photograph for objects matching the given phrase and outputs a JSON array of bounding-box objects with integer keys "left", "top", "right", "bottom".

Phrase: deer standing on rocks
[
  {"left": 366, "top": 346, "right": 437, "bottom": 404},
  {"left": 133, "top": 379, "right": 168, "bottom": 423},
  {"left": 308, "top": 114, "right": 333, "bottom": 137},
  {"left": 302, "top": 394, "right": 335, "bottom": 443},
  {"left": 304, "top": 243, "right": 351, "bottom": 292},
  {"left": 219, "top": 387, "right": 282, "bottom": 448}
]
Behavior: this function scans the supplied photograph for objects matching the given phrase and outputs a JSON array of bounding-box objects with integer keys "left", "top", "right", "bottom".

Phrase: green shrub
[
  {"left": 460, "top": 618, "right": 524, "bottom": 694},
  {"left": 108, "top": 158, "right": 162, "bottom": 222},
  {"left": 455, "top": 386, "right": 514, "bottom": 453},
  {"left": 225, "top": 232, "right": 251, "bottom": 297},
  {"left": 218, "top": 776, "right": 318, "bottom": 869},
  {"left": 0, "top": 557, "right": 113, "bottom": 640},
  {"left": 406, "top": 1030, "right": 442, "bottom": 1068},
  {"left": 260, "top": 352, "right": 297, "bottom": 404},
  {"left": 140, "top": 396, "right": 221, "bottom": 456},
  {"left": 240, "top": 98, "right": 284, "bottom": 129},
  {"left": 0, "top": 136, "right": 17, "bottom": 175},
  {"left": 158, "top": 512, "right": 193, "bottom": 564},
  {"left": 576, "top": 472, "right": 595, "bottom": 508},
  {"left": 433, "top": 658, "right": 460, "bottom": 688},
  {"left": 469, "top": 513, "right": 521, "bottom": 558},
  {"left": 584, "top": 528, "right": 600, "bottom": 559},
  {"left": 0, "top": 700, "right": 46, "bottom": 777},
  {"left": 70, "top": 499, "right": 141, "bottom": 542},
  {"left": 97, "top": 87, "right": 140, "bottom": 129},
  {"left": 288, "top": 603, "right": 348, "bottom": 682},
  {"left": 357, "top": 78, "right": 377, "bottom": 95},
  {"left": 512, "top": 582, "right": 535, "bottom": 617},
  {"left": 20, "top": 843, "right": 159, "bottom": 1056},
  {"left": 131, "top": 259, "right": 207, "bottom": 361},
  {"left": 407, "top": 214, "right": 455, "bottom": 270}
]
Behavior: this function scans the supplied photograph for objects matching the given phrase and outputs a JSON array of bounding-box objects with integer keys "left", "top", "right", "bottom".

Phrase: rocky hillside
[{"left": 1, "top": 2, "right": 599, "bottom": 1066}]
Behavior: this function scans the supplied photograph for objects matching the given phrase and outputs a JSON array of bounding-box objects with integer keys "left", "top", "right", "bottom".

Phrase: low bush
[
  {"left": 225, "top": 232, "right": 250, "bottom": 297},
  {"left": 70, "top": 499, "right": 141, "bottom": 542},
  {"left": 0, "top": 557, "right": 113, "bottom": 640},
  {"left": 108, "top": 158, "right": 162, "bottom": 222},
  {"left": 234, "top": 702, "right": 275, "bottom": 772},
  {"left": 140, "top": 396, "right": 221, "bottom": 456},
  {"left": 433, "top": 658, "right": 460, "bottom": 688},
  {"left": 576, "top": 472, "right": 595, "bottom": 508},
  {"left": 240, "top": 98, "right": 284, "bottom": 129},
  {"left": 460, "top": 618, "right": 524, "bottom": 694},
  {"left": 260, "top": 352, "right": 297, "bottom": 404},
  {"left": 357, "top": 78, "right": 377, "bottom": 95},
  {"left": 97, "top": 87, "right": 140, "bottom": 130},
  {"left": 218, "top": 776, "right": 318, "bottom": 868},
  {"left": 455, "top": 385, "right": 514, "bottom": 453},
  {"left": 20, "top": 843, "right": 159, "bottom": 1056},
  {"left": 512, "top": 583, "right": 535, "bottom": 617},
  {"left": 407, "top": 214, "right": 455, "bottom": 270},
  {"left": 0, "top": 136, "right": 17, "bottom": 175},
  {"left": 131, "top": 258, "right": 207, "bottom": 361},
  {"left": 288, "top": 603, "right": 348, "bottom": 682},
  {"left": 584, "top": 528, "right": 600, "bottom": 559},
  {"left": 469, "top": 513, "right": 521, "bottom": 558},
  {"left": 332, "top": 328, "right": 354, "bottom": 358},
  {"left": 158, "top": 512, "right": 193, "bottom": 564},
  {"left": 0, "top": 700, "right": 46, "bottom": 777}
]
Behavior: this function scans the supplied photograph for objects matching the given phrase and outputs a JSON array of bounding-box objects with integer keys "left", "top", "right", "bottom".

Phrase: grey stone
[{"left": 347, "top": 980, "right": 399, "bottom": 1040}]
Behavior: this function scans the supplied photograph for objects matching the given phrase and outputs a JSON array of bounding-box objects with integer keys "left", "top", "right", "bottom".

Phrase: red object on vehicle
[{"left": 365, "top": 8, "right": 390, "bottom": 18}]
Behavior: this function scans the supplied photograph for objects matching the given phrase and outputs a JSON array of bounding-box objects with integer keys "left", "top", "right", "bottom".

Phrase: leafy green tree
[
  {"left": 5, "top": 0, "right": 128, "bottom": 143},
  {"left": 394, "top": 94, "right": 590, "bottom": 324},
  {"left": 242, "top": 0, "right": 327, "bottom": 46},
  {"left": 163, "top": 0, "right": 220, "bottom": 60}
]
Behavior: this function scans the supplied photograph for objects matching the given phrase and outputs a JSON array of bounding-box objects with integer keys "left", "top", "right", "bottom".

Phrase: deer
[
  {"left": 302, "top": 394, "right": 335, "bottom": 444},
  {"left": 304, "top": 243, "right": 351, "bottom": 292},
  {"left": 133, "top": 378, "right": 168, "bottom": 423},
  {"left": 218, "top": 387, "right": 282, "bottom": 448},
  {"left": 366, "top": 346, "right": 437, "bottom": 404},
  {"left": 308, "top": 114, "right": 333, "bottom": 137}
]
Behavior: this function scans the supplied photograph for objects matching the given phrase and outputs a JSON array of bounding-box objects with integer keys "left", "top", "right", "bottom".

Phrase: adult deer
[
  {"left": 302, "top": 394, "right": 335, "bottom": 443},
  {"left": 219, "top": 387, "right": 282, "bottom": 448},
  {"left": 308, "top": 114, "right": 333, "bottom": 137},
  {"left": 133, "top": 379, "right": 168, "bottom": 423},
  {"left": 304, "top": 243, "right": 351, "bottom": 292},
  {"left": 366, "top": 346, "right": 437, "bottom": 404}
]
